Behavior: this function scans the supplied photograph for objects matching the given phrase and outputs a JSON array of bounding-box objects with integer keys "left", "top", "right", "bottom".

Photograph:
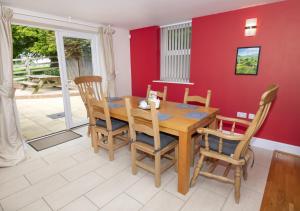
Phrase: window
[{"left": 160, "top": 22, "right": 192, "bottom": 83}]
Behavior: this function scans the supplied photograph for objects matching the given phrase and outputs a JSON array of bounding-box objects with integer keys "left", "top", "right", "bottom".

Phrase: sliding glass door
[{"left": 56, "top": 31, "right": 100, "bottom": 128}]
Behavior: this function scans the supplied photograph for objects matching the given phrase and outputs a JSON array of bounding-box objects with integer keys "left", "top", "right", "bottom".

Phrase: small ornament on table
[{"left": 139, "top": 91, "right": 160, "bottom": 109}]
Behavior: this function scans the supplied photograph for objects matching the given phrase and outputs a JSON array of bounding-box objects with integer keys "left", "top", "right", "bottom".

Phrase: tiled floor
[{"left": 0, "top": 126, "right": 273, "bottom": 211}]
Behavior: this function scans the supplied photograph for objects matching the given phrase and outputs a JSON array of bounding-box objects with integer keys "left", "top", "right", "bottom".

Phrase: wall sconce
[{"left": 245, "top": 18, "right": 257, "bottom": 36}]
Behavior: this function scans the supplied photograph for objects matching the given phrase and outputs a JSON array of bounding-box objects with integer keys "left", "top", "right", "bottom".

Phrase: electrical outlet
[
  {"left": 237, "top": 112, "right": 247, "bottom": 118},
  {"left": 248, "top": 113, "right": 255, "bottom": 120}
]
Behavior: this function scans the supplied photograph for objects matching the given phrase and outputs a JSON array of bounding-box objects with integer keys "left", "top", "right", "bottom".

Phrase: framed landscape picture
[{"left": 235, "top": 46, "right": 261, "bottom": 75}]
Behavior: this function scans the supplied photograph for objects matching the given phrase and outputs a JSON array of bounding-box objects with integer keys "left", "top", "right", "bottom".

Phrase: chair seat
[
  {"left": 96, "top": 118, "right": 127, "bottom": 131},
  {"left": 200, "top": 135, "right": 239, "bottom": 156},
  {"left": 136, "top": 132, "right": 177, "bottom": 149}
]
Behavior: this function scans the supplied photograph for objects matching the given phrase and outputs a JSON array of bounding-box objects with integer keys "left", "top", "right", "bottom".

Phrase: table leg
[
  {"left": 209, "top": 116, "right": 218, "bottom": 129},
  {"left": 34, "top": 79, "right": 45, "bottom": 94},
  {"left": 178, "top": 131, "right": 191, "bottom": 194}
]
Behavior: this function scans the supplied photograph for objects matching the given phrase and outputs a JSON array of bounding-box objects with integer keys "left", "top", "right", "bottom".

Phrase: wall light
[{"left": 245, "top": 18, "right": 257, "bottom": 36}]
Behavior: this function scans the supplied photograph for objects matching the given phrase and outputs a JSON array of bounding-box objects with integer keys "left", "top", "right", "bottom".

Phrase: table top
[
  {"left": 28, "top": 75, "right": 60, "bottom": 79},
  {"left": 108, "top": 96, "right": 219, "bottom": 134}
]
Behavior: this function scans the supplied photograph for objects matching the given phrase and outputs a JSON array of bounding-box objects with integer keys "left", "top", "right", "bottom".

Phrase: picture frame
[{"left": 235, "top": 46, "right": 261, "bottom": 75}]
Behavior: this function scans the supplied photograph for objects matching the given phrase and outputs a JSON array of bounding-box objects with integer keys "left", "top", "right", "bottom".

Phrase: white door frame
[{"left": 55, "top": 29, "right": 102, "bottom": 129}]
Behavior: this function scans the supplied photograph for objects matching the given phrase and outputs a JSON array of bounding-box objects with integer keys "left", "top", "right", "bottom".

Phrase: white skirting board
[{"left": 251, "top": 137, "right": 300, "bottom": 155}]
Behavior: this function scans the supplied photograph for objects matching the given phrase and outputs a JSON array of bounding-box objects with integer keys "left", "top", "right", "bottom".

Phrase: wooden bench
[{"left": 20, "top": 81, "right": 40, "bottom": 93}]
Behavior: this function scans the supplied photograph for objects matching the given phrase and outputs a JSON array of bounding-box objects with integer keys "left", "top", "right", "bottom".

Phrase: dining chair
[
  {"left": 86, "top": 91, "right": 129, "bottom": 161},
  {"left": 190, "top": 84, "right": 279, "bottom": 203},
  {"left": 125, "top": 97, "right": 178, "bottom": 187},
  {"left": 74, "top": 76, "right": 104, "bottom": 136},
  {"left": 146, "top": 85, "right": 167, "bottom": 101},
  {"left": 184, "top": 87, "right": 212, "bottom": 164},
  {"left": 184, "top": 87, "right": 211, "bottom": 107}
]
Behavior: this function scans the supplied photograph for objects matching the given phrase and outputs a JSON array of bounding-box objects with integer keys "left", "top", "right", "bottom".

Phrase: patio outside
[
  {"left": 16, "top": 89, "right": 86, "bottom": 140},
  {"left": 13, "top": 24, "right": 88, "bottom": 140}
]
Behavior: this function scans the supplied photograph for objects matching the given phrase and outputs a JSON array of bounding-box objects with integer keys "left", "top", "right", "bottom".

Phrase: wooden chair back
[
  {"left": 146, "top": 85, "right": 167, "bottom": 101},
  {"left": 184, "top": 88, "right": 211, "bottom": 107},
  {"left": 125, "top": 98, "right": 161, "bottom": 150},
  {"left": 235, "top": 85, "right": 279, "bottom": 159},
  {"left": 85, "top": 91, "right": 113, "bottom": 131},
  {"left": 74, "top": 76, "right": 104, "bottom": 105}
]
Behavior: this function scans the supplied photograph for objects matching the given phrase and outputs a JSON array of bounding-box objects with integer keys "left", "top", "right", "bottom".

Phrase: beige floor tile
[
  {"left": 61, "top": 156, "right": 108, "bottom": 181},
  {"left": 60, "top": 196, "right": 98, "bottom": 211},
  {"left": 42, "top": 145, "right": 86, "bottom": 164},
  {"left": 25, "top": 157, "right": 77, "bottom": 184},
  {"left": 222, "top": 186, "right": 263, "bottom": 211},
  {"left": 72, "top": 126, "right": 89, "bottom": 136},
  {"left": 95, "top": 154, "right": 131, "bottom": 179},
  {"left": 181, "top": 187, "right": 226, "bottom": 211},
  {"left": 78, "top": 139, "right": 92, "bottom": 149},
  {"left": 126, "top": 169, "right": 176, "bottom": 204},
  {"left": 56, "top": 137, "right": 86, "bottom": 150},
  {"left": 162, "top": 165, "right": 204, "bottom": 201},
  {"left": 100, "top": 193, "right": 142, "bottom": 211},
  {"left": 141, "top": 190, "right": 184, "bottom": 211},
  {"left": 163, "top": 175, "right": 203, "bottom": 201},
  {"left": 252, "top": 146, "right": 273, "bottom": 167},
  {"left": 0, "top": 158, "right": 47, "bottom": 185},
  {"left": 25, "top": 143, "right": 60, "bottom": 158},
  {"left": 71, "top": 148, "right": 100, "bottom": 163},
  {"left": 0, "top": 177, "right": 30, "bottom": 199},
  {"left": 44, "top": 172, "right": 104, "bottom": 210},
  {"left": 18, "top": 199, "right": 52, "bottom": 211},
  {"left": 0, "top": 175, "right": 67, "bottom": 211},
  {"left": 200, "top": 177, "right": 233, "bottom": 197},
  {"left": 85, "top": 168, "right": 145, "bottom": 208},
  {"left": 242, "top": 163, "right": 269, "bottom": 194}
]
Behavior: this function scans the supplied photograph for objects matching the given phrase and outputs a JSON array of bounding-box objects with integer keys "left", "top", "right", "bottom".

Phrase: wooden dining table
[{"left": 108, "top": 96, "right": 219, "bottom": 195}]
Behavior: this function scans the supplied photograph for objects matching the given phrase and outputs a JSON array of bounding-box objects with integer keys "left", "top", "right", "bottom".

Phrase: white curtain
[
  {"left": 99, "top": 26, "right": 116, "bottom": 97},
  {"left": 0, "top": 6, "right": 25, "bottom": 167}
]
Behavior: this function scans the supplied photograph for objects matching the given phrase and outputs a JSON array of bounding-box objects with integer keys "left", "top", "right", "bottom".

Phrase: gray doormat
[
  {"left": 28, "top": 130, "right": 82, "bottom": 151},
  {"left": 47, "top": 112, "right": 65, "bottom": 119}
]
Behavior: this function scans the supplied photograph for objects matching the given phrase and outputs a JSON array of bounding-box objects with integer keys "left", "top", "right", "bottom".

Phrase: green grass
[{"left": 236, "top": 56, "right": 258, "bottom": 74}]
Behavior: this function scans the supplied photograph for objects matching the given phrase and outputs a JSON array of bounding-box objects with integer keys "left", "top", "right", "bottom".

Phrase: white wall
[{"left": 113, "top": 28, "right": 132, "bottom": 96}]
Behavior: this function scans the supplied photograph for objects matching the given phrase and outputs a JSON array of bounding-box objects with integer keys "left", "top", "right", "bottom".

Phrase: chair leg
[
  {"left": 154, "top": 153, "right": 161, "bottom": 187},
  {"left": 190, "top": 154, "right": 205, "bottom": 187},
  {"left": 91, "top": 127, "right": 99, "bottom": 153},
  {"left": 87, "top": 125, "right": 91, "bottom": 137},
  {"left": 127, "top": 130, "right": 131, "bottom": 151},
  {"left": 242, "top": 162, "right": 248, "bottom": 181},
  {"left": 131, "top": 144, "right": 137, "bottom": 175},
  {"left": 234, "top": 166, "right": 241, "bottom": 203},
  {"left": 190, "top": 137, "right": 195, "bottom": 167},
  {"left": 174, "top": 145, "right": 178, "bottom": 172},
  {"left": 108, "top": 133, "right": 114, "bottom": 161}
]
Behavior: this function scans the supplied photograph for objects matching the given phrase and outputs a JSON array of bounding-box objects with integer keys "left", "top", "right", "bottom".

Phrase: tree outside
[{"left": 12, "top": 24, "right": 92, "bottom": 81}]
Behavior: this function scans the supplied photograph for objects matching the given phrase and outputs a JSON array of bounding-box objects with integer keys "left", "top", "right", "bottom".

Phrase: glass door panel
[
  {"left": 63, "top": 37, "right": 93, "bottom": 126},
  {"left": 56, "top": 31, "right": 100, "bottom": 128}
]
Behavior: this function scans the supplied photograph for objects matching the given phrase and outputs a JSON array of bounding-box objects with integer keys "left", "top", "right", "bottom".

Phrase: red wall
[
  {"left": 130, "top": 26, "right": 160, "bottom": 97},
  {"left": 130, "top": 0, "right": 300, "bottom": 146}
]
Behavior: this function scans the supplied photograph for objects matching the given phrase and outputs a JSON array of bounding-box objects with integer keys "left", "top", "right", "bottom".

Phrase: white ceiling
[{"left": 2, "top": 0, "right": 282, "bottom": 29}]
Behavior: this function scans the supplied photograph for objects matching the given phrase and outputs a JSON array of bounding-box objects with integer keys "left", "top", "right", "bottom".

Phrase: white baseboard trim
[{"left": 251, "top": 137, "right": 300, "bottom": 155}]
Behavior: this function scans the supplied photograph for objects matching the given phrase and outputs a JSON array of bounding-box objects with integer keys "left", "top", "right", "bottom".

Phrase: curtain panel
[
  {"left": 0, "top": 6, "right": 25, "bottom": 167},
  {"left": 99, "top": 26, "right": 117, "bottom": 97}
]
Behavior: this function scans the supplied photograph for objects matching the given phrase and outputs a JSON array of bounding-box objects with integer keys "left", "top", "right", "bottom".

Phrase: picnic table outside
[{"left": 20, "top": 75, "right": 61, "bottom": 94}]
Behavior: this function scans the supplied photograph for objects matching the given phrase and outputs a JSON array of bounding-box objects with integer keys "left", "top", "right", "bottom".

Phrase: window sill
[{"left": 152, "top": 80, "right": 194, "bottom": 85}]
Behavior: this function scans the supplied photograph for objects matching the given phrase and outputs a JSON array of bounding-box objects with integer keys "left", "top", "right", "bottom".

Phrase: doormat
[
  {"left": 47, "top": 112, "right": 65, "bottom": 119},
  {"left": 28, "top": 130, "right": 82, "bottom": 151}
]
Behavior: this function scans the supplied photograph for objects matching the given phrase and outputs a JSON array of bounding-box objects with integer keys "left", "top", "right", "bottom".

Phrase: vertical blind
[{"left": 160, "top": 22, "right": 192, "bottom": 83}]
